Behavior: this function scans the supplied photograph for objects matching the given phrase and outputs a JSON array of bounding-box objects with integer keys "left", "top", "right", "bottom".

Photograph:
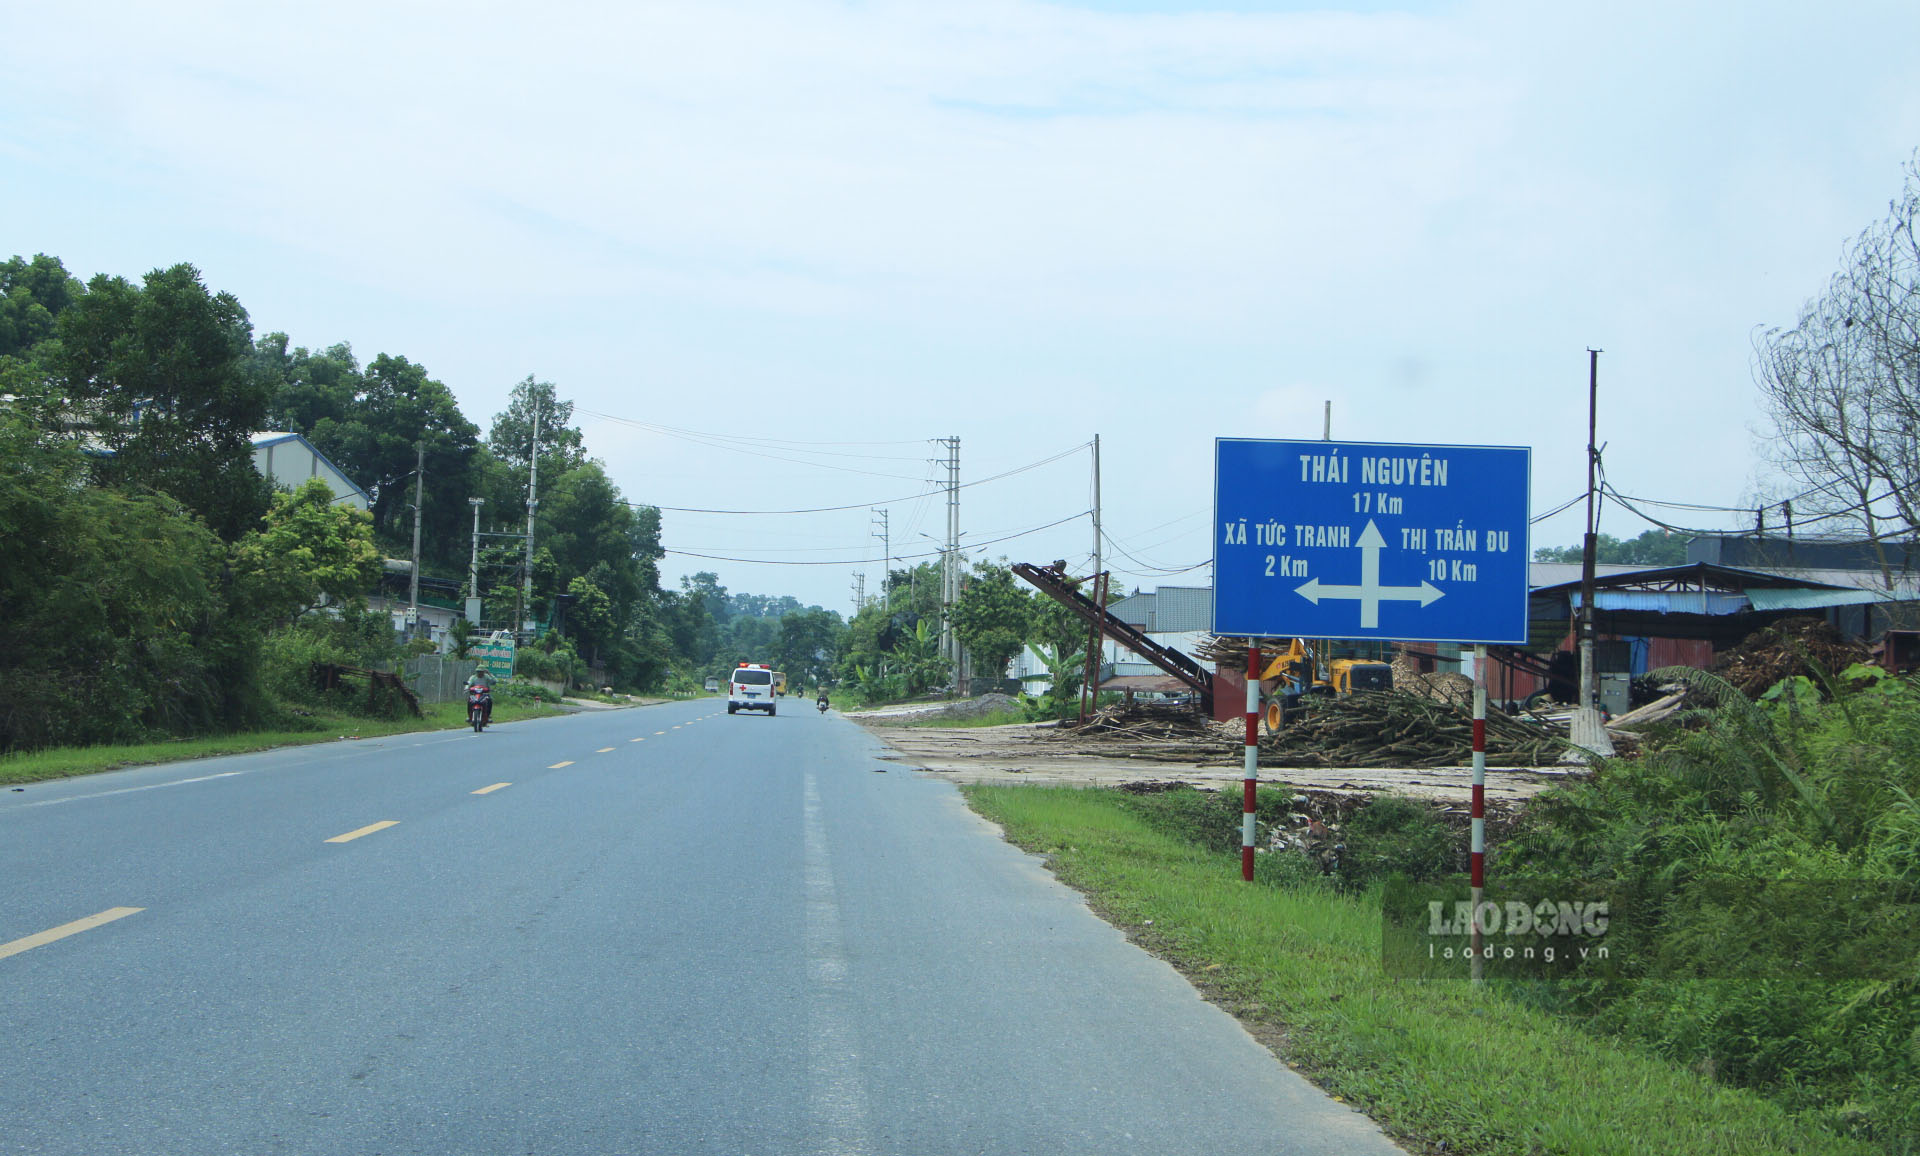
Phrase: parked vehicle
[{"left": 728, "top": 664, "right": 777, "bottom": 716}]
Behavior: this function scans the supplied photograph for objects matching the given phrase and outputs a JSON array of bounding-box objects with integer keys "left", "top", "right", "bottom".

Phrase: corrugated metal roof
[
  {"left": 1746, "top": 587, "right": 1887, "bottom": 611},
  {"left": 1573, "top": 591, "right": 1751, "bottom": 615}
]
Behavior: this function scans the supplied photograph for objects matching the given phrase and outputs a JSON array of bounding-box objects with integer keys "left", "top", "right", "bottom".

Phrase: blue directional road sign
[{"left": 1212, "top": 439, "right": 1530, "bottom": 643}]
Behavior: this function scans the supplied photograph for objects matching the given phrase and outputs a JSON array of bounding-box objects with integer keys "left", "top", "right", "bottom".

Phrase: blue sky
[{"left": 5, "top": 0, "right": 1920, "bottom": 613}]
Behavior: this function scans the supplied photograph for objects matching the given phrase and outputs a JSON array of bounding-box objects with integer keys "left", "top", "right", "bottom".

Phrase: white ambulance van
[{"left": 728, "top": 663, "right": 777, "bottom": 716}]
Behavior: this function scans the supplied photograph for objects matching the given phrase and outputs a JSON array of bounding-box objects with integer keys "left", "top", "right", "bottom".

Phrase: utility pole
[
  {"left": 1090, "top": 435, "right": 1102, "bottom": 582},
  {"left": 522, "top": 404, "right": 541, "bottom": 638},
  {"left": 409, "top": 441, "right": 424, "bottom": 637},
  {"left": 871, "top": 508, "right": 891, "bottom": 610},
  {"left": 852, "top": 572, "right": 866, "bottom": 615},
  {"left": 1569, "top": 349, "right": 1615, "bottom": 760},
  {"left": 467, "top": 497, "right": 484, "bottom": 621},
  {"left": 937, "top": 435, "right": 961, "bottom": 686}
]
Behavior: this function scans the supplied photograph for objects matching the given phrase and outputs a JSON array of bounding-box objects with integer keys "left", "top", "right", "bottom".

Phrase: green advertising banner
[{"left": 473, "top": 639, "right": 515, "bottom": 678}]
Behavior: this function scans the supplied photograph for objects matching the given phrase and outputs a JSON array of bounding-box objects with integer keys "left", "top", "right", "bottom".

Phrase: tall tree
[
  {"left": 310, "top": 352, "right": 480, "bottom": 561},
  {"left": 488, "top": 375, "right": 586, "bottom": 476},
  {"left": 1756, "top": 151, "right": 1920, "bottom": 582},
  {"left": 253, "top": 334, "right": 361, "bottom": 436},
  {"left": 949, "top": 561, "right": 1034, "bottom": 680},
  {"left": 0, "top": 253, "right": 82, "bottom": 359},
  {"left": 56, "top": 263, "right": 273, "bottom": 539}
]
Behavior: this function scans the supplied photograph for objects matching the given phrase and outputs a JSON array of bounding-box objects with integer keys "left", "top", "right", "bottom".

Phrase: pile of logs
[
  {"left": 1709, "top": 616, "right": 1871, "bottom": 698},
  {"left": 1260, "top": 691, "right": 1569, "bottom": 768},
  {"left": 1065, "top": 701, "right": 1218, "bottom": 738}
]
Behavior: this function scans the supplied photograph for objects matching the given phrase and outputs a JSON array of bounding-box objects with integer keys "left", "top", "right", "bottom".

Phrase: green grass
[
  {"left": 0, "top": 699, "right": 566, "bottom": 786},
  {"left": 893, "top": 707, "right": 1031, "bottom": 729},
  {"left": 963, "top": 785, "right": 1879, "bottom": 1156}
]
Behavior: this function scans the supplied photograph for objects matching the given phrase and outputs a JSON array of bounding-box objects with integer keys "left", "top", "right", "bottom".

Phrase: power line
[
  {"left": 626, "top": 440, "right": 1091, "bottom": 515},
  {"left": 661, "top": 509, "right": 1093, "bottom": 566}
]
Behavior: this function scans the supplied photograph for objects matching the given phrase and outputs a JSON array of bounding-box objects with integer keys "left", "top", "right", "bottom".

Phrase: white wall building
[{"left": 251, "top": 432, "right": 369, "bottom": 510}]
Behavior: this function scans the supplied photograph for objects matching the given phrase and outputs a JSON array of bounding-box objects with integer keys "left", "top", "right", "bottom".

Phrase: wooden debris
[
  {"left": 1258, "top": 691, "right": 1570, "bottom": 768},
  {"left": 1709, "top": 616, "right": 1871, "bottom": 697}
]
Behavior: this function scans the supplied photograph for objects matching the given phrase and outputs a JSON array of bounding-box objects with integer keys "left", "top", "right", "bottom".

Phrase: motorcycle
[
  {"left": 816, "top": 697, "right": 829, "bottom": 715},
  {"left": 467, "top": 686, "right": 492, "bottom": 732}
]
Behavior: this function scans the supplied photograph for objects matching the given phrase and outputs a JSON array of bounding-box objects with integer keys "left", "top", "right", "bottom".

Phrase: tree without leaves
[{"left": 1756, "top": 151, "right": 1920, "bottom": 584}]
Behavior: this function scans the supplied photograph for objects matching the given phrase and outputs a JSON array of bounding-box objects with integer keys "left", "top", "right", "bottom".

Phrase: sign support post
[
  {"left": 1470, "top": 642, "right": 1487, "bottom": 984},
  {"left": 1243, "top": 643, "right": 1260, "bottom": 881}
]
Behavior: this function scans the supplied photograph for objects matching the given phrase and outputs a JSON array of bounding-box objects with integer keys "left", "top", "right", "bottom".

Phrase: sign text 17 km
[{"left": 1213, "top": 439, "right": 1530, "bottom": 644}]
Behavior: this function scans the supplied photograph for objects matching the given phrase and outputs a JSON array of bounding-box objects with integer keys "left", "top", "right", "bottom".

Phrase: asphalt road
[{"left": 0, "top": 698, "right": 1400, "bottom": 1156}]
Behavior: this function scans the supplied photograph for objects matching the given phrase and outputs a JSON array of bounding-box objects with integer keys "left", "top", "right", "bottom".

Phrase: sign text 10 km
[{"left": 1212, "top": 439, "right": 1531, "bottom": 644}]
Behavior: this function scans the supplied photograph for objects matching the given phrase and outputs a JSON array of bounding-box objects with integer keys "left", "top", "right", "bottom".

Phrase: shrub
[
  {"left": 495, "top": 680, "right": 560, "bottom": 705},
  {"left": 1334, "top": 795, "right": 1459, "bottom": 891},
  {"left": 1119, "top": 784, "right": 1293, "bottom": 856}
]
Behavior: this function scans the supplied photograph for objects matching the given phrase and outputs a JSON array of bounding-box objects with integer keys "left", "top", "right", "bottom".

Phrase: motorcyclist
[
  {"left": 465, "top": 666, "right": 494, "bottom": 727},
  {"left": 816, "top": 687, "right": 830, "bottom": 713}
]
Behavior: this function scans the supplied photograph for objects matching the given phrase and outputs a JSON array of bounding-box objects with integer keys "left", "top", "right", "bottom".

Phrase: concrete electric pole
[
  {"left": 409, "top": 441, "right": 424, "bottom": 636},
  {"left": 522, "top": 405, "right": 541, "bottom": 638}
]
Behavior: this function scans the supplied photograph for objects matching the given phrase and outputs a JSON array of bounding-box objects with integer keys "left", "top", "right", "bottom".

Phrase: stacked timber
[{"left": 1259, "top": 691, "right": 1569, "bottom": 768}]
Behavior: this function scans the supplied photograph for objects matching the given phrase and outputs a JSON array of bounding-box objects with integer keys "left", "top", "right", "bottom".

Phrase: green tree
[
  {"left": 775, "top": 607, "right": 846, "bottom": 687},
  {"left": 1533, "top": 529, "right": 1690, "bottom": 566},
  {"left": 230, "top": 478, "right": 383, "bottom": 623},
  {"left": 56, "top": 263, "right": 272, "bottom": 540},
  {"left": 311, "top": 352, "right": 480, "bottom": 558},
  {"left": 565, "top": 573, "right": 618, "bottom": 669},
  {"left": 0, "top": 253, "right": 82, "bottom": 359},
  {"left": 488, "top": 375, "right": 586, "bottom": 476},
  {"left": 950, "top": 561, "right": 1033, "bottom": 680},
  {"left": 253, "top": 334, "right": 361, "bottom": 435}
]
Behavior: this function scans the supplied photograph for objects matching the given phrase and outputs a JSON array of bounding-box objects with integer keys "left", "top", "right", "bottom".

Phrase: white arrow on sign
[{"left": 1293, "top": 520, "right": 1444, "bottom": 628}]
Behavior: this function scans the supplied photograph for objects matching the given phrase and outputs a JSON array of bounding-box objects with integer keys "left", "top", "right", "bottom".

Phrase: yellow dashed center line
[
  {"left": 596, "top": 747, "right": 615, "bottom": 753},
  {"left": 0, "top": 907, "right": 144, "bottom": 961},
  {"left": 472, "top": 782, "right": 511, "bottom": 795},
  {"left": 325, "top": 820, "right": 399, "bottom": 844},
  {"left": 548, "top": 760, "right": 575, "bottom": 769}
]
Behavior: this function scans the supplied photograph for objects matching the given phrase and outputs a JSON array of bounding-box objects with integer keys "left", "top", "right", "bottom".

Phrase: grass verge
[
  {"left": 0, "top": 700, "right": 567, "bottom": 786},
  {"left": 893, "top": 707, "right": 1031, "bottom": 729},
  {"left": 962, "top": 784, "right": 1878, "bottom": 1156}
]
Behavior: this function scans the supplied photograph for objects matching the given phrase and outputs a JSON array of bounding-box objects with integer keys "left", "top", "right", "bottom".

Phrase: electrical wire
[
  {"left": 1529, "top": 493, "right": 1586, "bottom": 524},
  {"left": 579, "top": 409, "right": 929, "bottom": 456},
  {"left": 661, "top": 509, "right": 1093, "bottom": 566},
  {"left": 626, "top": 440, "right": 1092, "bottom": 515}
]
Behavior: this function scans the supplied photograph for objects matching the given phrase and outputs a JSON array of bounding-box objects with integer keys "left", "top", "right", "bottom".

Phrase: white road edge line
[{"left": 8, "top": 771, "right": 245, "bottom": 810}]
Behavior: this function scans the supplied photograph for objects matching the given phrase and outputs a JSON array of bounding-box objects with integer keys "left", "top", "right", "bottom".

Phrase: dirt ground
[{"left": 853, "top": 713, "right": 1587, "bottom": 805}]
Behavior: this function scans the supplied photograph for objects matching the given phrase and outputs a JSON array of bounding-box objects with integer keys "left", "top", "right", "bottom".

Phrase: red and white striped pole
[
  {"left": 1243, "top": 641, "right": 1261, "bottom": 881},
  {"left": 1470, "top": 642, "right": 1488, "bottom": 984}
]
